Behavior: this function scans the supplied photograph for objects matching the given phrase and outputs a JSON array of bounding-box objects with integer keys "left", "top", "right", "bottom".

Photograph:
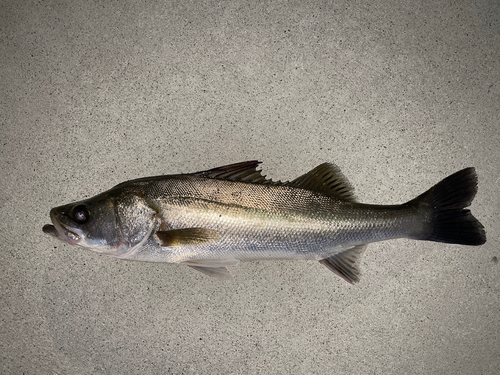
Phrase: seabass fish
[{"left": 43, "top": 161, "right": 486, "bottom": 283}]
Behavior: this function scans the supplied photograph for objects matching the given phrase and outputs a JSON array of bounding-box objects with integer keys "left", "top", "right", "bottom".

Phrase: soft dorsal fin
[
  {"left": 191, "top": 160, "right": 283, "bottom": 185},
  {"left": 289, "top": 163, "right": 356, "bottom": 201}
]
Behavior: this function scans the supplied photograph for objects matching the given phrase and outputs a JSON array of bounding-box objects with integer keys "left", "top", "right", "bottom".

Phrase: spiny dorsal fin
[
  {"left": 191, "top": 160, "right": 283, "bottom": 185},
  {"left": 289, "top": 163, "right": 356, "bottom": 201},
  {"left": 319, "top": 245, "right": 367, "bottom": 284}
]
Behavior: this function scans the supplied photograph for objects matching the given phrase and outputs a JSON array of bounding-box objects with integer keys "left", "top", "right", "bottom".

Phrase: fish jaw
[{"left": 44, "top": 208, "right": 82, "bottom": 245}]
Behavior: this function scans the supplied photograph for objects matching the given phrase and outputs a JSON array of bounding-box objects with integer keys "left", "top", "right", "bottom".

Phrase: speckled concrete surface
[{"left": 1, "top": 1, "right": 499, "bottom": 374}]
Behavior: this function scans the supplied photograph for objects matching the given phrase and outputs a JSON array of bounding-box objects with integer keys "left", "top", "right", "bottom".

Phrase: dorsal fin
[
  {"left": 191, "top": 161, "right": 283, "bottom": 185},
  {"left": 289, "top": 163, "right": 356, "bottom": 201},
  {"left": 191, "top": 161, "right": 356, "bottom": 201}
]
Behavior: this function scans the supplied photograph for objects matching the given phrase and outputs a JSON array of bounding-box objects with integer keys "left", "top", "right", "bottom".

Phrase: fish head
[
  {"left": 43, "top": 192, "right": 123, "bottom": 253},
  {"left": 43, "top": 190, "right": 159, "bottom": 256}
]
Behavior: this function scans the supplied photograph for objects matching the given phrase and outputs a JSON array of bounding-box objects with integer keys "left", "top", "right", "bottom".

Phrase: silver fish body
[{"left": 43, "top": 161, "right": 486, "bottom": 283}]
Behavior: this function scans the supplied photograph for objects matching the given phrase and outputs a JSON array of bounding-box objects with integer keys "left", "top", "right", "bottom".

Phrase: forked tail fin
[{"left": 409, "top": 168, "right": 486, "bottom": 245}]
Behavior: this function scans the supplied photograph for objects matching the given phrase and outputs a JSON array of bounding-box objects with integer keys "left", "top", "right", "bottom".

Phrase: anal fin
[{"left": 319, "top": 245, "right": 367, "bottom": 284}]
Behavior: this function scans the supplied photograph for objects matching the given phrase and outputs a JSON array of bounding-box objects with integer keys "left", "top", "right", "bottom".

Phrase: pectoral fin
[
  {"left": 319, "top": 245, "right": 367, "bottom": 284},
  {"left": 156, "top": 228, "right": 221, "bottom": 247}
]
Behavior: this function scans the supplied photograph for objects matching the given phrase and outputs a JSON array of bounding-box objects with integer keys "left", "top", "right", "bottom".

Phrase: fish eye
[{"left": 72, "top": 205, "right": 90, "bottom": 224}]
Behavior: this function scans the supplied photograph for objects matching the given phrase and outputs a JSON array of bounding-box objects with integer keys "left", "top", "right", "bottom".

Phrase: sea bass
[{"left": 43, "top": 161, "right": 486, "bottom": 283}]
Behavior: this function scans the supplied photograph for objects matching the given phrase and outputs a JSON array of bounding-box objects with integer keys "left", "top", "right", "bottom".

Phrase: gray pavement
[{"left": 1, "top": 1, "right": 499, "bottom": 374}]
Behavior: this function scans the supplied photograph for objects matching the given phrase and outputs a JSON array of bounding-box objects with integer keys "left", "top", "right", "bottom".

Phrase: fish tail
[{"left": 409, "top": 167, "right": 486, "bottom": 245}]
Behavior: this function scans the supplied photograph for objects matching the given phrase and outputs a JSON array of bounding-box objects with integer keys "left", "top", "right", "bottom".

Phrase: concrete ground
[{"left": 1, "top": 1, "right": 499, "bottom": 374}]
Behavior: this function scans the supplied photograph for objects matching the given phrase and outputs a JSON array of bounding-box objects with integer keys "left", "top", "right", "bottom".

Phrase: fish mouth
[{"left": 43, "top": 210, "right": 81, "bottom": 245}]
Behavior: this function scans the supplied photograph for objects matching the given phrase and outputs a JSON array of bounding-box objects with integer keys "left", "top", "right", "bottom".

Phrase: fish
[{"left": 42, "top": 161, "right": 486, "bottom": 283}]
